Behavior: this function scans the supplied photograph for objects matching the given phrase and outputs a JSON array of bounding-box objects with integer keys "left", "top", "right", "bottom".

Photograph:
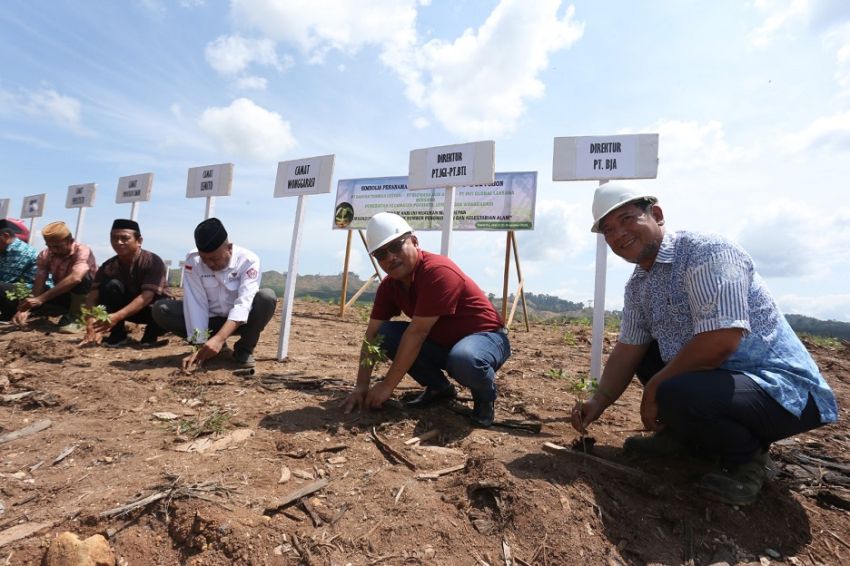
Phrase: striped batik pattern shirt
[{"left": 619, "top": 231, "right": 838, "bottom": 423}]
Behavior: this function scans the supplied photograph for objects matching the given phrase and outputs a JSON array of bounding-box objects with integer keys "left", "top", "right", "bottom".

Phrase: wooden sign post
[
  {"left": 65, "top": 183, "right": 97, "bottom": 241},
  {"left": 408, "top": 141, "right": 495, "bottom": 255},
  {"left": 553, "top": 133, "right": 659, "bottom": 381},
  {"left": 116, "top": 173, "right": 154, "bottom": 221},
  {"left": 273, "top": 154, "right": 336, "bottom": 360},
  {"left": 20, "top": 194, "right": 46, "bottom": 248},
  {"left": 186, "top": 163, "right": 234, "bottom": 220}
]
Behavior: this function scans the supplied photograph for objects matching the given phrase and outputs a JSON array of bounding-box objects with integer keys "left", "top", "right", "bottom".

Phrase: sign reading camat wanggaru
[{"left": 332, "top": 171, "right": 536, "bottom": 231}]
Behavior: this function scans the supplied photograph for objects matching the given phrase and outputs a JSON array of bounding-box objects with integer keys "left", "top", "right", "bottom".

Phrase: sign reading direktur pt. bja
[{"left": 552, "top": 134, "right": 659, "bottom": 181}]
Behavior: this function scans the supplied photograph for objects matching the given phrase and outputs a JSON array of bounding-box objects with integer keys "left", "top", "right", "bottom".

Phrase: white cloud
[
  {"left": 405, "top": 0, "right": 583, "bottom": 138},
  {"left": 0, "top": 87, "right": 85, "bottom": 133},
  {"left": 205, "top": 34, "right": 284, "bottom": 75},
  {"left": 733, "top": 200, "right": 850, "bottom": 278},
  {"left": 516, "top": 199, "right": 588, "bottom": 263},
  {"left": 413, "top": 116, "right": 429, "bottom": 129},
  {"left": 236, "top": 75, "right": 268, "bottom": 90},
  {"left": 198, "top": 98, "right": 296, "bottom": 160},
  {"left": 231, "top": 0, "right": 419, "bottom": 63},
  {"left": 230, "top": 0, "right": 583, "bottom": 137},
  {"left": 780, "top": 109, "right": 850, "bottom": 151},
  {"left": 750, "top": 0, "right": 809, "bottom": 47},
  {"left": 634, "top": 120, "right": 745, "bottom": 172}
]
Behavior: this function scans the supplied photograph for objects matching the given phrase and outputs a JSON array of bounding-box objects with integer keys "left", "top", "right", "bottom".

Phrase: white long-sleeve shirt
[{"left": 181, "top": 244, "right": 261, "bottom": 343}]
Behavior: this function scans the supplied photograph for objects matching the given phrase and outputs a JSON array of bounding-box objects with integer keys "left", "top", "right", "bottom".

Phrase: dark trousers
[
  {"left": 98, "top": 279, "right": 164, "bottom": 336},
  {"left": 0, "top": 282, "right": 20, "bottom": 321},
  {"left": 32, "top": 274, "right": 93, "bottom": 316},
  {"left": 377, "top": 320, "right": 511, "bottom": 403},
  {"left": 151, "top": 288, "right": 277, "bottom": 356},
  {"left": 638, "top": 342, "right": 824, "bottom": 465}
]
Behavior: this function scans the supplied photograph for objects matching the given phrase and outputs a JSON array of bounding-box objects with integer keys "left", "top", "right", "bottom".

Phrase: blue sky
[{"left": 2, "top": 0, "right": 849, "bottom": 321}]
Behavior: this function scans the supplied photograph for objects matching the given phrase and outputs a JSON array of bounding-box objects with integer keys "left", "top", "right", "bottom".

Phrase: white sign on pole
[
  {"left": 186, "top": 163, "right": 234, "bottom": 198},
  {"left": 553, "top": 134, "right": 659, "bottom": 181},
  {"left": 409, "top": 140, "right": 496, "bottom": 255},
  {"left": 21, "top": 194, "right": 46, "bottom": 219},
  {"left": 0, "top": 198, "right": 9, "bottom": 218},
  {"left": 274, "top": 154, "right": 336, "bottom": 360},
  {"left": 65, "top": 183, "right": 97, "bottom": 209},
  {"left": 116, "top": 173, "right": 153, "bottom": 204},
  {"left": 552, "top": 133, "right": 659, "bottom": 383},
  {"left": 274, "top": 154, "right": 334, "bottom": 197},
  {"left": 408, "top": 140, "right": 495, "bottom": 190}
]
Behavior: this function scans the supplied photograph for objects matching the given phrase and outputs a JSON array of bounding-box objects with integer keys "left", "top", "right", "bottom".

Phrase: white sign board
[
  {"left": 333, "top": 172, "right": 537, "bottom": 231},
  {"left": 0, "top": 198, "right": 9, "bottom": 218},
  {"left": 65, "top": 183, "right": 97, "bottom": 209},
  {"left": 552, "top": 134, "right": 659, "bottom": 181},
  {"left": 186, "top": 163, "right": 234, "bottom": 198},
  {"left": 274, "top": 154, "right": 335, "bottom": 198},
  {"left": 116, "top": 173, "right": 154, "bottom": 203},
  {"left": 408, "top": 140, "right": 495, "bottom": 190},
  {"left": 21, "top": 194, "right": 46, "bottom": 218}
]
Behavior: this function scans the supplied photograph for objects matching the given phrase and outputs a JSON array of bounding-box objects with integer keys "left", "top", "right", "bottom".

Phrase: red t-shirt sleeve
[
  {"left": 370, "top": 278, "right": 401, "bottom": 321},
  {"left": 413, "top": 265, "right": 463, "bottom": 318}
]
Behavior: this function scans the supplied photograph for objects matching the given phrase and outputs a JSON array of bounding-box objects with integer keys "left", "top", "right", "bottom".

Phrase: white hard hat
[
  {"left": 590, "top": 184, "right": 658, "bottom": 233},
  {"left": 365, "top": 212, "right": 414, "bottom": 253}
]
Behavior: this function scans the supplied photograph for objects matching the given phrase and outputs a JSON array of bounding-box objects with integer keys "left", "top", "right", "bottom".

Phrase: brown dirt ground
[{"left": 0, "top": 299, "right": 848, "bottom": 566}]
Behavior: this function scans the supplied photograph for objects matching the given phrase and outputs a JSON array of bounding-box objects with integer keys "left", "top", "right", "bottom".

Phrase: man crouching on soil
[
  {"left": 79, "top": 219, "right": 170, "bottom": 347},
  {"left": 151, "top": 218, "right": 277, "bottom": 370},
  {"left": 341, "top": 212, "right": 511, "bottom": 427},
  {"left": 570, "top": 184, "right": 838, "bottom": 505}
]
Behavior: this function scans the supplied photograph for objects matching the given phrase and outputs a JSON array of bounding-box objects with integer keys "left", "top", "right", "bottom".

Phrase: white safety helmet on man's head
[
  {"left": 590, "top": 184, "right": 658, "bottom": 233},
  {"left": 366, "top": 212, "right": 414, "bottom": 253}
]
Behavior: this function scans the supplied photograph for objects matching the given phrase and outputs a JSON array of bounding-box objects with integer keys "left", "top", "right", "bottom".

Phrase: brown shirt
[{"left": 93, "top": 249, "right": 171, "bottom": 300}]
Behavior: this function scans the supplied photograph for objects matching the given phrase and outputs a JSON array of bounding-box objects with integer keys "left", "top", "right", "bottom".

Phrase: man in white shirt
[{"left": 152, "top": 218, "right": 277, "bottom": 369}]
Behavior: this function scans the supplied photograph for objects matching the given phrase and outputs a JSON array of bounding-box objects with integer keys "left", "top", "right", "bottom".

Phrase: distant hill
[{"left": 167, "top": 271, "right": 850, "bottom": 340}]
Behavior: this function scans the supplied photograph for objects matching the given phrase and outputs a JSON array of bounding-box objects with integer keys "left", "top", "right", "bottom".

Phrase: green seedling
[
  {"left": 4, "top": 280, "right": 31, "bottom": 301},
  {"left": 563, "top": 330, "right": 576, "bottom": 347},
  {"left": 570, "top": 374, "right": 599, "bottom": 452},
  {"left": 176, "top": 408, "right": 233, "bottom": 439},
  {"left": 79, "top": 304, "right": 110, "bottom": 325},
  {"left": 189, "top": 328, "right": 212, "bottom": 351},
  {"left": 545, "top": 367, "right": 566, "bottom": 379},
  {"left": 360, "top": 334, "right": 388, "bottom": 369}
]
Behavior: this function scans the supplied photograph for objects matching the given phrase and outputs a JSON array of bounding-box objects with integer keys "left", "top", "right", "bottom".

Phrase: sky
[{"left": 1, "top": 0, "right": 849, "bottom": 321}]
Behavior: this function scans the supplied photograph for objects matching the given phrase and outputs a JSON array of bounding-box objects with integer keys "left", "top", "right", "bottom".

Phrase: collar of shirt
[{"left": 634, "top": 231, "right": 675, "bottom": 277}]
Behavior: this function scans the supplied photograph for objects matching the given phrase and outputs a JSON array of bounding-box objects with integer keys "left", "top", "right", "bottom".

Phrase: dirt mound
[{"left": 0, "top": 300, "right": 848, "bottom": 565}]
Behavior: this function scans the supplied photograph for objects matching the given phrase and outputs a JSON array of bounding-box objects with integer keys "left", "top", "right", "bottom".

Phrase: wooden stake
[
  {"left": 339, "top": 230, "right": 353, "bottom": 316},
  {"left": 501, "top": 232, "right": 511, "bottom": 325},
  {"left": 0, "top": 420, "right": 52, "bottom": 445},
  {"left": 416, "top": 462, "right": 467, "bottom": 480},
  {"left": 265, "top": 479, "right": 329, "bottom": 513},
  {"left": 370, "top": 428, "right": 417, "bottom": 470},
  {"left": 542, "top": 442, "right": 652, "bottom": 480},
  {"left": 510, "top": 231, "right": 530, "bottom": 332},
  {"left": 404, "top": 429, "right": 440, "bottom": 445}
]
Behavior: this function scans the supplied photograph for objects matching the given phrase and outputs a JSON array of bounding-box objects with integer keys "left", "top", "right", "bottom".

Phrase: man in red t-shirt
[{"left": 341, "top": 213, "right": 511, "bottom": 427}]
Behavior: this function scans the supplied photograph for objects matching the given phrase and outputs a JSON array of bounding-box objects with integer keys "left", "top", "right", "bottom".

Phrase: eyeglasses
[{"left": 372, "top": 234, "right": 410, "bottom": 261}]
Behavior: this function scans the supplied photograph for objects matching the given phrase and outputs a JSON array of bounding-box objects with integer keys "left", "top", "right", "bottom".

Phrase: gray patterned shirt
[{"left": 619, "top": 231, "right": 837, "bottom": 423}]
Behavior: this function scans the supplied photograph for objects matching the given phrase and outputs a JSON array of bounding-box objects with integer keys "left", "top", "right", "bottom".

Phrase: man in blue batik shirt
[
  {"left": 571, "top": 184, "right": 838, "bottom": 505},
  {"left": 0, "top": 219, "right": 38, "bottom": 321}
]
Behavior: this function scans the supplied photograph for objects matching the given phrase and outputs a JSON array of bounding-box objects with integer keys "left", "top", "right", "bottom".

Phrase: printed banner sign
[
  {"left": 333, "top": 171, "right": 536, "bottom": 231},
  {"left": 274, "top": 154, "right": 335, "bottom": 197},
  {"left": 0, "top": 198, "right": 9, "bottom": 219},
  {"left": 21, "top": 194, "right": 46, "bottom": 219},
  {"left": 552, "top": 133, "right": 659, "bottom": 181},
  {"left": 408, "top": 140, "right": 495, "bottom": 190},
  {"left": 65, "top": 183, "right": 97, "bottom": 209},
  {"left": 186, "top": 163, "right": 234, "bottom": 198},
  {"left": 116, "top": 173, "right": 154, "bottom": 203}
]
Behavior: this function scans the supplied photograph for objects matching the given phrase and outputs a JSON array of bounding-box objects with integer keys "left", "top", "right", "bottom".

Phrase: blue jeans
[{"left": 377, "top": 321, "right": 511, "bottom": 403}]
